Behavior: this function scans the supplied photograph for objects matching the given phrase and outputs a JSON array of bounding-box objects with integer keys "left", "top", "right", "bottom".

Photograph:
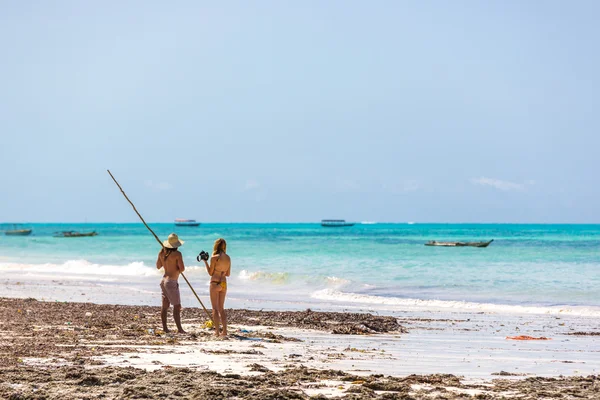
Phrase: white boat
[
  {"left": 174, "top": 219, "right": 200, "bottom": 227},
  {"left": 321, "top": 219, "right": 355, "bottom": 227}
]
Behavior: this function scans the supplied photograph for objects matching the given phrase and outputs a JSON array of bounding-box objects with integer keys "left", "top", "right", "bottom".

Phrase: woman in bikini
[{"left": 202, "top": 238, "right": 231, "bottom": 337}]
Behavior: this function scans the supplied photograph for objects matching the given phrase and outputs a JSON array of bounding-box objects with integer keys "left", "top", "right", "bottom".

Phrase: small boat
[
  {"left": 321, "top": 219, "right": 355, "bottom": 227},
  {"left": 54, "top": 231, "right": 98, "bottom": 238},
  {"left": 5, "top": 229, "right": 32, "bottom": 236},
  {"left": 174, "top": 219, "right": 200, "bottom": 227},
  {"left": 425, "top": 239, "right": 493, "bottom": 248},
  {"left": 4, "top": 224, "right": 33, "bottom": 236}
]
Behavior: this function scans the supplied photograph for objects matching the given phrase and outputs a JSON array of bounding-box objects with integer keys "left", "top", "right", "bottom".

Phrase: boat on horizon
[
  {"left": 54, "top": 231, "right": 98, "bottom": 238},
  {"left": 321, "top": 219, "right": 355, "bottom": 227},
  {"left": 4, "top": 224, "right": 32, "bottom": 236},
  {"left": 5, "top": 229, "right": 32, "bottom": 236},
  {"left": 174, "top": 219, "right": 200, "bottom": 227},
  {"left": 425, "top": 239, "right": 493, "bottom": 248}
]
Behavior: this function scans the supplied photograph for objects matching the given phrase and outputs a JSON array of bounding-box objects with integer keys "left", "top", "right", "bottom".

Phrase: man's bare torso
[{"left": 156, "top": 249, "right": 185, "bottom": 280}]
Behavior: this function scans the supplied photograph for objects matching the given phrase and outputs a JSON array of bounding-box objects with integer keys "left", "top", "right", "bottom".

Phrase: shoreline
[
  {"left": 3, "top": 266, "right": 600, "bottom": 319},
  {"left": 1, "top": 297, "right": 598, "bottom": 399}
]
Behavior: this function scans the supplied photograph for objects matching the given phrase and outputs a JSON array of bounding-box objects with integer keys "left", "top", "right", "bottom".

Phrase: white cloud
[
  {"left": 383, "top": 179, "right": 421, "bottom": 193},
  {"left": 242, "top": 179, "right": 265, "bottom": 201},
  {"left": 335, "top": 179, "right": 360, "bottom": 192},
  {"left": 243, "top": 179, "right": 260, "bottom": 191},
  {"left": 145, "top": 180, "right": 172, "bottom": 191},
  {"left": 470, "top": 177, "right": 534, "bottom": 191},
  {"left": 401, "top": 180, "right": 420, "bottom": 192}
]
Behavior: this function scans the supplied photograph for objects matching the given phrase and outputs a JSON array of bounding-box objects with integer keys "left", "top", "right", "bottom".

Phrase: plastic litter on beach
[
  {"left": 506, "top": 335, "right": 551, "bottom": 340},
  {"left": 230, "top": 334, "right": 264, "bottom": 342}
]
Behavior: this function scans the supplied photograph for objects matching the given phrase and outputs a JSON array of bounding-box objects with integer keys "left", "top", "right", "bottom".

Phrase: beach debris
[
  {"left": 203, "top": 320, "right": 214, "bottom": 329},
  {"left": 226, "top": 308, "right": 406, "bottom": 334},
  {"left": 85, "top": 312, "right": 92, "bottom": 317},
  {"left": 332, "top": 324, "right": 376, "bottom": 335},
  {"left": 506, "top": 335, "right": 551, "bottom": 340},
  {"left": 566, "top": 331, "right": 600, "bottom": 336},
  {"left": 492, "top": 371, "right": 528, "bottom": 376},
  {"left": 247, "top": 363, "right": 271, "bottom": 373},
  {"left": 344, "top": 347, "right": 368, "bottom": 353},
  {"left": 204, "top": 349, "right": 264, "bottom": 355}
]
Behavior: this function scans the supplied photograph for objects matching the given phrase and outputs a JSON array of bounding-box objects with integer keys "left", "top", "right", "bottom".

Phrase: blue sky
[{"left": 1, "top": 1, "right": 598, "bottom": 223}]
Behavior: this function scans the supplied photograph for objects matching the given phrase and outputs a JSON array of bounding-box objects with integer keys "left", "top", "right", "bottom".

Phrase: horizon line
[{"left": 2, "top": 221, "right": 600, "bottom": 225}]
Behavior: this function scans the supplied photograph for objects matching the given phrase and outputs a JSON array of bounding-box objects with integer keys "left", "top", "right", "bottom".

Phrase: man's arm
[
  {"left": 178, "top": 253, "right": 185, "bottom": 273},
  {"left": 156, "top": 249, "right": 164, "bottom": 270}
]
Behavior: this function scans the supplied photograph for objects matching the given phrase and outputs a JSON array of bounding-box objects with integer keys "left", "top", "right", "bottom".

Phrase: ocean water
[{"left": 1, "top": 223, "right": 599, "bottom": 316}]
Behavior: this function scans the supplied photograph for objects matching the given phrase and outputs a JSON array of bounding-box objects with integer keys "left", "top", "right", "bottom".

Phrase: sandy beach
[{"left": 1, "top": 297, "right": 598, "bottom": 399}]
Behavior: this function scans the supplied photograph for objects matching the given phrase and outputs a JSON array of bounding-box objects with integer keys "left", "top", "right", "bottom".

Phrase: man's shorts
[{"left": 160, "top": 277, "right": 181, "bottom": 306}]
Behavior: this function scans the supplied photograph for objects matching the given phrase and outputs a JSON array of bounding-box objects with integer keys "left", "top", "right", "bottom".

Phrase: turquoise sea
[{"left": 1, "top": 223, "right": 599, "bottom": 315}]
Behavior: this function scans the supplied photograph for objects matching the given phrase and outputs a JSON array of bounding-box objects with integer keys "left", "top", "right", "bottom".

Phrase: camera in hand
[{"left": 197, "top": 251, "right": 209, "bottom": 262}]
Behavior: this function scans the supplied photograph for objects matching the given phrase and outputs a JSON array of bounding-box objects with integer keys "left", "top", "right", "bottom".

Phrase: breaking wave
[
  {"left": 0, "top": 260, "right": 159, "bottom": 279},
  {"left": 311, "top": 289, "right": 600, "bottom": 317},
  {"left": 238, "top": 270, "right": 290, "bottom": 284}
]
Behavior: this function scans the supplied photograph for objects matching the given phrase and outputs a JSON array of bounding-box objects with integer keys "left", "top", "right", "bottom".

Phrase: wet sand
[{"left": 1, "top": 297, "right": 598, "bottom": 399}]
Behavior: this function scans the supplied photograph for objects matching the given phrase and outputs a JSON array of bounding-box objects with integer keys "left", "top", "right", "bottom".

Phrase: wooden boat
[
  {"left": 321, "top": 219, "right": 355, "bottom": 227},
  {"left": 174, "top": 219, "right": 200, "bottom": 227},
  {"left": 425, "top": 239, "right": 493, "bottom": 248},
  {"left": 54, "top": 231, "right": 98, "bottom": 238},
  {"left": 5, "top": 229, "right": 32, "bottom": 236}
]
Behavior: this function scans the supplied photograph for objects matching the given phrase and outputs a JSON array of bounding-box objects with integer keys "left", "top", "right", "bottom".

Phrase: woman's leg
[
  {"left": 218, "top": 290, "right": 227, "bottom": 336},
  {"left": 209, "top": 285, "right": 220, "bottom": 336}
]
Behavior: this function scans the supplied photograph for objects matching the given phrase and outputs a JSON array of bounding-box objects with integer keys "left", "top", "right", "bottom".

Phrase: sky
[{"left": 0, "top": 1, "right": 598, "bottom": 223}]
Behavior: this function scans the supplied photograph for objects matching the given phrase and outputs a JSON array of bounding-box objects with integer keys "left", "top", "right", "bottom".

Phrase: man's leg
[
  {"left": 161, "top": 296, "right": 170, "bottom": 333},
  {"left": 173, "top": 304, "right": 186, "bottom": 334}
]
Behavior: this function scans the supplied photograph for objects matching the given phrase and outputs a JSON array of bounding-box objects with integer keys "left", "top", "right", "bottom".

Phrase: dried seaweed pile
[{"left": 1, "top": 365, "right": 598, "bottom": 399}]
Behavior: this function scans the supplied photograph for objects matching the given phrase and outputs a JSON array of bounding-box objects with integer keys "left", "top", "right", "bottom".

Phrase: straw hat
[{"left": 163, "top": 233, "right": 184, "bottom": 249}]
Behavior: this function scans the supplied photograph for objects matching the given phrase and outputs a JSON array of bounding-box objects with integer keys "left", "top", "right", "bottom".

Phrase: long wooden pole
[{"left": 107, "top": 170, "right": 213, "bottom": 324}]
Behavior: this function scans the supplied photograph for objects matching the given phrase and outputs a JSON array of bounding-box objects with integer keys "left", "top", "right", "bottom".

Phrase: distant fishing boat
[
  {"left": 321, "top": 219, "right": 355, "bottom": 227},
  {"left": 425, "top": 239, "right": 493, "bottom": 248},
  {"left": 5, "top": 229, "right": 32, "bottom": 236},
  {"left": 174, "top": 219, "right": 200, "bottom": 227},
  {"left": 54, "top": 231, "right": 98, "bottom": 238},
  {"left": 4, "top": 224, "right": 32, "bottom": 236}
]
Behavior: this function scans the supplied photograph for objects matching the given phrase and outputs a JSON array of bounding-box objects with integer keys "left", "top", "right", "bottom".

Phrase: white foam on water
[
  {"left": 311, "top": 289, "right": 600, "bottom": 317},
  {"left": 238, "top": 269, "right": 290, "bottom": 283},
  {"left": 0, "top": 260, "right": 159, "bottom": 278},
  {"left": 326, "top": 276, "right": 350, "bottom": 286}
]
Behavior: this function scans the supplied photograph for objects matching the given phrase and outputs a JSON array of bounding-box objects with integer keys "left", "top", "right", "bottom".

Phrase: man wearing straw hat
[{"left": 156, "top": 233, "right": 186, "bottom": 334}]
